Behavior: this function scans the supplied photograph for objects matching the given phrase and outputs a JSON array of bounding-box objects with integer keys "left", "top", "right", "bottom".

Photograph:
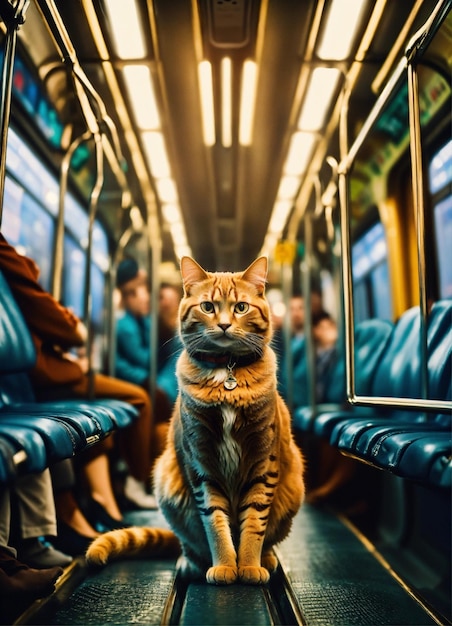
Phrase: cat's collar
[{"left": 190, "top": 351, "right": 261, "bottom": 369}]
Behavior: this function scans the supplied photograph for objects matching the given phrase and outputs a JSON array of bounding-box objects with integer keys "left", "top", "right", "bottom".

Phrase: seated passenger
[
  {"left": 2, "top": 469, "right": 71, "bottom": 569},
  {"left": 115, "top": 260, "right": 183, "bottom": 459},
  {"left": 312, "top": 310, "right": 340, "bottom": 402},
  {"left": 0, "top": 235, "right": 158, "bottom": 521}
]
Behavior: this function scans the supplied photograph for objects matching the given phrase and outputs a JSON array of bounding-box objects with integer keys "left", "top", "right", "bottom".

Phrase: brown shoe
[{"left": 0, "top": 550, "right": 63, "bottom": 599}]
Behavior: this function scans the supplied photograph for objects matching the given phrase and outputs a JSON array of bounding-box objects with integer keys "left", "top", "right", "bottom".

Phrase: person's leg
[
  {"left": 81, "top": 453, "right": 122, "bottom": 521},
  {"left": 71, "top": 373, "right": 154, "bottom": 482},
  {"left": 51, "top": 458, "right": 99, "bottom": 537},
  {"left": 14, "top": 470, "right": 56, "bottom": 540},
  {"left": 12, "top": 470, "right": 73, "bottom": 568}
]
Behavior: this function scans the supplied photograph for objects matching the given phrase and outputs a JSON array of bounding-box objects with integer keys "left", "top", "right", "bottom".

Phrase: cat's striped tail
[{"left": 85, "top": 527, "right": 181, "bottom": 566}]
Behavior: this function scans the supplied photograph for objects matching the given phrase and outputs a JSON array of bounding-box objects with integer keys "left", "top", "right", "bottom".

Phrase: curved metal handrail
[{"left": 338, "top": 0, "right": 452, "bottom": 413}]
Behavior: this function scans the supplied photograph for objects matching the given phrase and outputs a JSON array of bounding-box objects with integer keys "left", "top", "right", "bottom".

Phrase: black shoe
[
  {"left": 83, "top": 498, "right": 130, "bottom": 532},
  {"left": 53, "top": 522, "right": 96, "bottom": 557},
  {"left": 17, "top": 537, "right": 72, "bottom": 569}
]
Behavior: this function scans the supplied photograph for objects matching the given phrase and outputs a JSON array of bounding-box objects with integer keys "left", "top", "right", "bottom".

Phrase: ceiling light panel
[
  {"left": 142, "top": 131, "right": 171, "bottom": 178},
  {"left": 277, "top": 176, "right": 301, "bottom": 199},
  {"left": 284, "top": 132, "right": 317, "bottom": 176},
  {"left": 104, "top": 0, "right": 146, "bottom": 59},
  {"left": 316, "top": 0, "right": 368, "bottom": 60},
  {"left": 198, "top": 61, "right": 216, "bottom": 146},
  {"left": 221, "top": 57, "right": 232, "bottom": 148},
  {"left": 156, "top": 178, "right": 178, "bottom": 203},
  {"left": 122, "top": 66, "right": 160, "bottom": 129},
  {"left": 297, "top": 68, "right": 341, "bottom": 131},
  {"left": 239, "top": 60, "right": 258, "bottom": 146}
]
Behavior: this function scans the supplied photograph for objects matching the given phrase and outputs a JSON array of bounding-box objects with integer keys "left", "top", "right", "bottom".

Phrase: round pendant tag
[{"left": 224, "top": 376, "right": 237, "bottom": 390}]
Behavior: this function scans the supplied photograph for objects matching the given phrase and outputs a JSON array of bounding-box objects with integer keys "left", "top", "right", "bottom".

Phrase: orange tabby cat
[{"left": 86, "top": 256, "right": 304, "bottom": 585}]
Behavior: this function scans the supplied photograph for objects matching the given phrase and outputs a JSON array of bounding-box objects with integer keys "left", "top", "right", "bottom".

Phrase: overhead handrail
[
  {"left": 0, "top": 0, "right": 29, "bottom": 225},
  {"left": 338, "top": 0, "right": 452, "bottom": 413}
]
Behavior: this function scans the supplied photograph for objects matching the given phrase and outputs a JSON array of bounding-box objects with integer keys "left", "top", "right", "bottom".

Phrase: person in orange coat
[{"left": 0, "top": 235, "right": 158, "bottom": 551}]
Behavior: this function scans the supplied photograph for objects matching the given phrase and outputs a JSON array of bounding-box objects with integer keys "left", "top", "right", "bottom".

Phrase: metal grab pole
[
  {"left": 281, "top": 261, "right": 293, "bottom": 413},
  {"left": 338, "top": 86, "right": 356, "bottom": 404},
  {"left": 302, "top": 211, "right": 316, "bottom": 414},
  {"left": 52, "top": 129, "right": 92, "bottom": 300},
  {"left": 0, "top": 0, "right": 29, "bottom": 225},
  {"left": 407, "top": 62, "right": 429, "bottom": 403},
  {"left": 84, "top": 131, "right": 104, "bottom": 397},
  {"left": 148, "top": 210, "right": 160, "bottom": 407}
]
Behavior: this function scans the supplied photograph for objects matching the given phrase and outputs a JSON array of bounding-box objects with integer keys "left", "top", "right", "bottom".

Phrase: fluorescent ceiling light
[
  {"left": 198, "top": 61, "right": 216, "bottom": 146},
  {"left": 122, "top": 66, "right": 160, "bottom": 130},
  {"left": 277, "top": 176, "right": 301, "bottom": 200},
  {"left": 317, "top": 0, "right": 368, "bottom": 60},
  {"left": 298, "top": 68, "right": 341, "bottom": 131},
  {"left": 284, "top": 132, "right": 317, "bottom": 176},
  {"left": 142, "top": 131, "right": 171, "bottom": 178},
  {"left": 170, "top": 222, "right": 188, "bottom": 247},
  {"left": 268, "top": 200, "right": 293, "bottom": 234},
  {"left": 239, "top": 60, "right": 258, "bottom": 146},
  {"left": 104, "top": 0, "right": 146, "bottom": 59},
  {"left": 175, "top": 244, "right": 192, "bottom": 260},
  {"left": 162, "top": 203, "right": 182, "bottom": 224},
  {"left": 221, "top": 57, "right": 232, "bottom": 148},
  {"left": 156, "top": 178, "right": 178, "bottom": 203}
]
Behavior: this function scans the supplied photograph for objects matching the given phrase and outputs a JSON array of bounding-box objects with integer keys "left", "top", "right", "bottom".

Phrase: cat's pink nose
[{"left": 218, "top": 323, "right": 231, "bottom": 332}]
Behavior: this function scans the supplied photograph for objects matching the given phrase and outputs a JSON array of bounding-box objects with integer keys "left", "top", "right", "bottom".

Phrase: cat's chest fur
[{"left": 218, "top": 404, "right": 241, "bottom": 481}]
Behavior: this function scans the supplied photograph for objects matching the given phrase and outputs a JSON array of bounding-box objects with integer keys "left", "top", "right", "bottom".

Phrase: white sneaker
[{"left": 124, "top": 476, "right": 158, "bottom": 510}]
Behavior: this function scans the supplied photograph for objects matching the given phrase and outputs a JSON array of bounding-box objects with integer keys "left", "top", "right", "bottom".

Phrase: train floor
[{"left": 11, "top": 505, "right": 446, "bottom": 626}]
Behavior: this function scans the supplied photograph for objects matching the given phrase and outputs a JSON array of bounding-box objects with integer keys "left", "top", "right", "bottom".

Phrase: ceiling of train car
[{"left": 9, "top": 0, "right": 442, "bottom": 273}]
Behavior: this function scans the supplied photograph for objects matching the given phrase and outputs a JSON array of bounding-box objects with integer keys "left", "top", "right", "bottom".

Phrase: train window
[
  {"left": 352, "top": 222, "right": 391, "bottom": 323},
  {"left": 429, "top": 140, "right": 452, "bottom": 299},
  {"left": 4, "top": 127, "right": 110, "bottom": 333},
  {"left": 5, "top": 128, "right": 59, "bottom": 216},
  {"left": 2, "top": 176, "right": 55, "bottom": 291},
  {"left": 62, "top": 235, "right": 86, "bottom": 316},
  {"left": 0, "top": 49, "right": 64, "bottom": 149}
]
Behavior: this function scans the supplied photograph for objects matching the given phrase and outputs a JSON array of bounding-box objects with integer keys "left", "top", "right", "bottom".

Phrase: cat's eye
[
  {"left": 200, "top": 301, "right": 215, "bottom": 313},
  {"left": 234, "top": 302, "right": 249, "bottom": 314}
]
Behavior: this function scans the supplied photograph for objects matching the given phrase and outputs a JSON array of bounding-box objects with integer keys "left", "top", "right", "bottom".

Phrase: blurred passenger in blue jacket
[{"left": 115, "top": 259, "right": 183, "bottom": 459}]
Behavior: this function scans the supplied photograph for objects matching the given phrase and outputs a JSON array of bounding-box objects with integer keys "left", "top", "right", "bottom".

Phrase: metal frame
[
  {"left": 0, "top": 0, "right": 29, "bottom": 224},
  {"left": 338, "top": 0, "right": 452, "bottom": 413}
]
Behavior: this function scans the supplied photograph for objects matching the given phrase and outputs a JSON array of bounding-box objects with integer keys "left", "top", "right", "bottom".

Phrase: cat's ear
[
  {"left": 180, "top": 256, "right": 209, "bottom": 294},
  {"left": 241, "top": 257, "right": 268, "bottom": 295}
]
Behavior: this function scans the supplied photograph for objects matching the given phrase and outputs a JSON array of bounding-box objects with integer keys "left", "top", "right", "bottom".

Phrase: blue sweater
[{"left": 115, "top": 310, "right": 182, "bottom": 406}]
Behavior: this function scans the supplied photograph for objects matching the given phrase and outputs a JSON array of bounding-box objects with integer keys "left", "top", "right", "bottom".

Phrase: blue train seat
[
  {"left": 292, "top": 318, "right": 393, "bottom": 433},
  {"left": 333, "top": 301, "right": 452, "bottom": 486},
  {"left": 331, "top": 301, "right": 451, "bottom": 445},
  {"left": 0, "top": 268, "right": 138, "bottom": 481}
]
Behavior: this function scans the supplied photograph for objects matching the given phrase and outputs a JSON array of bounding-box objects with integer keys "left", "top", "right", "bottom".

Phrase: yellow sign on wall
[{"left": 274, "top": 240, "right": 296, "bottom": 265}]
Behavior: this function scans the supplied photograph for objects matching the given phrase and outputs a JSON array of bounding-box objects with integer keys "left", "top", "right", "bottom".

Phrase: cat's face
[{"left": 179, "top": 257, "right": 272, "bottom": 360}]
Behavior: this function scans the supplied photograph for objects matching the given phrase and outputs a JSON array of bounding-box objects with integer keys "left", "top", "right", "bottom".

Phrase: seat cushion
[{"left": 0, "top": 414, "right": 84, "bottom": 461}]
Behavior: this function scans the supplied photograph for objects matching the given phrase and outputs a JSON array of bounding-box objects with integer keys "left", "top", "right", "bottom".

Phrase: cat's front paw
[
  {"left": 238, "top": 565, "right": 270, "bottom": 585},
  {"left": 206, "top": 565, "right": 238, "bottom": 585}
]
